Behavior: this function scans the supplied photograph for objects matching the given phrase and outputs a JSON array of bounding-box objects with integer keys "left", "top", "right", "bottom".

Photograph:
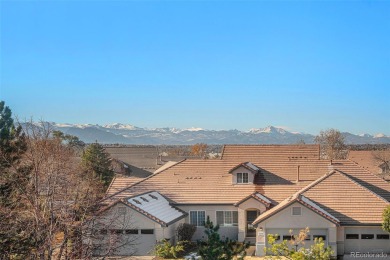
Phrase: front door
[{"left": 246, "top": 210, "right": 259, "bottom": 237}]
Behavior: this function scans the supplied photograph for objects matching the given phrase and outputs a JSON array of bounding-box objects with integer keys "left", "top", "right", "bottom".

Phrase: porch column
[{"left": 255, "top": 227, "right": 265, "bottom": 256}]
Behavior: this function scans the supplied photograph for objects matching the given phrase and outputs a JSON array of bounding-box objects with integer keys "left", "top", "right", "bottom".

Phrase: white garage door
[
  {"left": 134, "top": 229, "right": 156, "bottom": 255},
  {"left": 344, "top": 227, "right": 390, "bottom": 254},
  {"left": 266, "top": 228, "right": 328, "bottom": 249},
  {"left": 112, "top": 229, "right": 156, "bottom": 256}
]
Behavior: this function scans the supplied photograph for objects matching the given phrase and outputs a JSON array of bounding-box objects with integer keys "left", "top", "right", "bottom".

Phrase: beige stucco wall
[
  {"left": 237, "top": 197, "right": 268, "bottom": 241},
  {"left": 91, "top": 202, "right": 181, "bottom": 256},
  {"left": 255, "top": 202, "right": 337, "bottom": 257},
  {"left": 179, "top": 205, "right": 239, "bottom": 240}
]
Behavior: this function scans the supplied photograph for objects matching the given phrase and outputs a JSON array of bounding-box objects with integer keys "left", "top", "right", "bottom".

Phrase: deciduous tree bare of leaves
[{"left": 314, "top": 129, "right": 346, "bottom": 160}]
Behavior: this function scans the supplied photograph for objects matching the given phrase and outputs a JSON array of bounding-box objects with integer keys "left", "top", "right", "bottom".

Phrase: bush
[
  {"left": 155, "top": 239, "right": 185, "bottom": 259},
  {"left": 265, "top": 228, "right": 333, "bottom": 260},
  {"left": 197, "top": 216, "right": 249, "bottom": 260},
  {"left": 176, "top": 223, "right": 197, "bottom": 241}
]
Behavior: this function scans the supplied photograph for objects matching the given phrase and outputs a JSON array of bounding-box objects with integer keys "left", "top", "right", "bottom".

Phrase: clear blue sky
[{"left": 1, "top": 1, "right": 389, "bottom": 135}]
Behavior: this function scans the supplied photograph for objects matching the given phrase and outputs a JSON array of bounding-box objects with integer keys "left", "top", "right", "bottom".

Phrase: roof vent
[
  {"left": 149, "top": 194, "right": 158, "bottom": 200},
  {"left": 141, "top": 197, "right": 149, "bottom": 202},
  {"left": 132, "top": 199, "right": 141, "bottom": 205}
]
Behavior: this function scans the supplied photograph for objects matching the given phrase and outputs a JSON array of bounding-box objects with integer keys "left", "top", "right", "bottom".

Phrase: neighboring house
[
  {"left": 98, "top": 145, "right": 390, "bottom": 257},
  {"left": 348, "top": 150, "right": 390, "bottom": 181}
]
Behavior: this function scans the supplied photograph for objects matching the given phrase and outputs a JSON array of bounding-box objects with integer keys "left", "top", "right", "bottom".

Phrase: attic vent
[
  {"left": 141, "top": 197, "right": 149, "bottom": 202},
  {"left": 292, "top": 207, "right": 302, "bottom": 216},
  {"left": 149, "top": 194, "right": 158, "bottom": 200},
  {"left": 132, "top": 199, "right": 141, "bottom": 205}
]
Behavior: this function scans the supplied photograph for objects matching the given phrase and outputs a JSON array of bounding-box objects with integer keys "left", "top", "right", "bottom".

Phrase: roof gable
[
  {"left": 301, "top": 170, "right": 389, "bottom": 225},
  {"left": 229, "top": 162, "right": 260, "bottom": 174},
  {"left": 253, "top": 194, "right": 340, "bottom": 226},
  {"left": 235, "top": 192, "right": 272, "bottom": 208}
]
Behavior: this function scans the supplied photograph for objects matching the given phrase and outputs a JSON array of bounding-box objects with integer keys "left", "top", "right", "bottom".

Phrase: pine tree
[
  {"left": 0, "top": 101, "right": 27, "bottom": 168},
  {"left": 197, "top": 216, "right": 249, "bottom": 260},
  {"left": 0, "top": 101, "right": 32, "bottom": 257},
  {"left": 81, "top": 142, "right": 114, "bottom": 187}
]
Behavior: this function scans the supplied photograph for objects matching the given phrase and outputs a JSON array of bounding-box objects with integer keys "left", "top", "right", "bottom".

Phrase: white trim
[
  {"left": 189, "top": 210, "right": 206, "bottom": 227},
  {"left": 215, "top": 210, "right": 239, "bottom": 227}
]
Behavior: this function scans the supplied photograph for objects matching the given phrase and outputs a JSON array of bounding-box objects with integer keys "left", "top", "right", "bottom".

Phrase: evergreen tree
[
  {"left": 197, "top": 216, "right": 249, "bottom": 260},
  {"left": 81, "top": 142, "right": 114, "bottom": 187},
  {"left": 0, "top": 101, "right": 27, "bottom": 168},
  {"left": 0, "top": 101, "right": 32, "bottom": 257}
]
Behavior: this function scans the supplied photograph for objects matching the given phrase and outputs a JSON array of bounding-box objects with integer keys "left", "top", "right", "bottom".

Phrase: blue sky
[{"left": 1, "top": 1, "right": 389, "bottom": 135}]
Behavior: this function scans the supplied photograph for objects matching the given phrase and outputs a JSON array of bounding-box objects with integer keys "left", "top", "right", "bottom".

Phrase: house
[
  {"left": 348, "top": 150, "right": 390, "bottom": 181},
  {"left": 98, "top": 145, "right": 390, "bottom": 257}
]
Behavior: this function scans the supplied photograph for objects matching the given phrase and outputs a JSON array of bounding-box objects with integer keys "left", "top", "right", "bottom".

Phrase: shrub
[
  {"left": 155, "top": 239, "right": 185, "bottom": 259},
  {"left": 197, "top": 216, "right": 250, "bottom": 260},
  {"left": 176, "top": 223, "right": 197, "bottom": 241},
  {"left": 382, "top": 205, "right": 390, "bottom": 233},
  {"left": 265, "top": 228, "right": 333, "bottom": 260}
]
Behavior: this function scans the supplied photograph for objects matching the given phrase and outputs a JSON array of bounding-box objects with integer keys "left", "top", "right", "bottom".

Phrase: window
[
  {"left": 190, "top": 211, "right": 206, "bottom": 226},
  {"left": 361, "top": 234, "right": 374, "bottom": 239},
  {"left": 305, "top": 235, "right": 311, "bottom": 241},
  {"left": 346, "top": 234, "right": 359, "bottom": 239},
  {"left": 292, "top": 207, "right": 302, "bottom": 216},
  {"left": 125, "top": 229, "right": 138, "bottom": 234},
  {"left": 216, "top": 211, "right": 238, "bottom": 226},
  {"left": 377, "top": 234, "right": 390, "bottom": 239},
  {"left": 140, "top": 229, "right": 154, "bottom": 234},
  {"left": 313, "top": 235, "right": 326, "bottom": 241},
  {"left": 237, "top": 173, "right": 249, "bottom": 184},
  {"left": 283, "top": 235, "right": 293, "bottom": 241},
  {"left": 271, "top": 235, "right": 280, "bottom": 241}
]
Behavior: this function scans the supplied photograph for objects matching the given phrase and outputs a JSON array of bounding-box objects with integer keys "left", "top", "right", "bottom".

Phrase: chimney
[{"left": 297, "top": 165, "right": 300, "bottom": 183}]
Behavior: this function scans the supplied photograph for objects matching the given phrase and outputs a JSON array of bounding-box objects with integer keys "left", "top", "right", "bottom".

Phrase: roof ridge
[
  {"left": 103, "top": 159, "right": 187, "bottom": 201},
  {"left": 220, "top": 145, "right": 226, "bottom": 159},
  {"left": 294, "top": 170, "right": 337, "bottom": 195},
  {"left": 346, "top": 158, "right": 390, "bottom": 185},
  {"left": 106, "top": 176, "right": 118, "bottom": 194},
  {"left": 334, "top": 169, "right": 389, "bottom": 204}
]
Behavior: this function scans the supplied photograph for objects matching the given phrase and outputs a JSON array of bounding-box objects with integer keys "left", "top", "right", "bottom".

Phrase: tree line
[{"left": 0, "top": 101, "right": 115, "bottom": 259}]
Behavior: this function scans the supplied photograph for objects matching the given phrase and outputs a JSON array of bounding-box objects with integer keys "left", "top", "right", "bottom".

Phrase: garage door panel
[
  {"left": 344, "top": 227, "right": 390, "bottom": 254},
  {"left": 266, "top": 228, "right": 328, "bottom": 249}
]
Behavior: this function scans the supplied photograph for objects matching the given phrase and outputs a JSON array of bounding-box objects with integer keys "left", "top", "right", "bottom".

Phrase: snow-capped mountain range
[{"left": 43, "top": 122, "right": 390, "bottom": 145}]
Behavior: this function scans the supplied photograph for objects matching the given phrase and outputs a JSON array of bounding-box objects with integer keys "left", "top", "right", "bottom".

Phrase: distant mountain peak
[
  {"left": 43, "top": 122, "right": 390, "bottom": 145},
  {"left": 103, "top": 123, "right": 138, "bottom": 130},
  {"left": 248, "top": 126, "right": 287, "bottom": 134}
]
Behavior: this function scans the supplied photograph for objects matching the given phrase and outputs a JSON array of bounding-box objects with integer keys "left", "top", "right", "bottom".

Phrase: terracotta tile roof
[
  {"left": 221, "top": 144, "right": 320, "bottom": 160},
  {"left": 105, "top": 146, "right": 159, "bottom": 170},
  {"left": 301, "top": 170, "right": 389, "bottom": 225},
  {"left": 106, "top": 176, "right": 144, "bottom": 197},
  {"left": 104, "top": 145, "right": 390, "bottom": 225},
  {"left": 348, "top": 150, "right": 382, "bottom": 174}
]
